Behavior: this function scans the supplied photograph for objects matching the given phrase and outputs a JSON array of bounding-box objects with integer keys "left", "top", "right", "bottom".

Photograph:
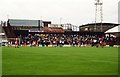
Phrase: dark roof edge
[
  {"left": 80, "top": 23, "right": 120, "bottom": 27},
  {"left": 8, "top": 19, "right": 51, "bottom": 23}
]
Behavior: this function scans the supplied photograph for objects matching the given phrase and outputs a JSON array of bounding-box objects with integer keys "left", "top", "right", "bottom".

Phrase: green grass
[{"left": 2, "top": 46, "right": 118, "bottom": 75}]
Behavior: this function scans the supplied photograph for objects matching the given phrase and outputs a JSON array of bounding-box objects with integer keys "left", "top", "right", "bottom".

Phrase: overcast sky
[{"left": 0, "top": 0, "right": 119, "bottom": 26}]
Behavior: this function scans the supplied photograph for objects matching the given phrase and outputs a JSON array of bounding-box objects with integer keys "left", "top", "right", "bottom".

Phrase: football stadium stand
[
  {"left": 79, "top": 23, "right": 119, "bottom": 32},
  {"left": 1, "top": 19, "right": 120, "bottom": 46}
]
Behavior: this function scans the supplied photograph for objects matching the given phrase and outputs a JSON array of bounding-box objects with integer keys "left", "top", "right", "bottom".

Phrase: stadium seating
[
  {"left": 2, "top": 26, "right": 16, "bottom": 38},
  {"left": 43, "top": 27, "right": 64, "bottom": 33}
]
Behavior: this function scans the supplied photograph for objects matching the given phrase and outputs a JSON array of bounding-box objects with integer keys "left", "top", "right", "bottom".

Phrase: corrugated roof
[
  {"left": 8, "top": 19, "right": 41, "bottom": 26},
  {"left": 105, "top": 25, "right": 120, "bottom": 33}
]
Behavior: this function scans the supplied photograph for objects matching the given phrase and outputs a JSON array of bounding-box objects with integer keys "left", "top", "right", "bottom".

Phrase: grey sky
[{"left": 0, "top": 0, "right": 119, "bottom": 26}]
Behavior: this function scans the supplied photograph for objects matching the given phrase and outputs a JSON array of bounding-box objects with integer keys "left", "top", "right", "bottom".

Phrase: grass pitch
[{"left": 2, "top": 46, "right": 118, "bottom": 75}]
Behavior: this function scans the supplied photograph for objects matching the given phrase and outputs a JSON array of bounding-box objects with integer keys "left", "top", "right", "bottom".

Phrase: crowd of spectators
[{"left": 19, "top": 34, "right": 116, "bottom": 47}]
